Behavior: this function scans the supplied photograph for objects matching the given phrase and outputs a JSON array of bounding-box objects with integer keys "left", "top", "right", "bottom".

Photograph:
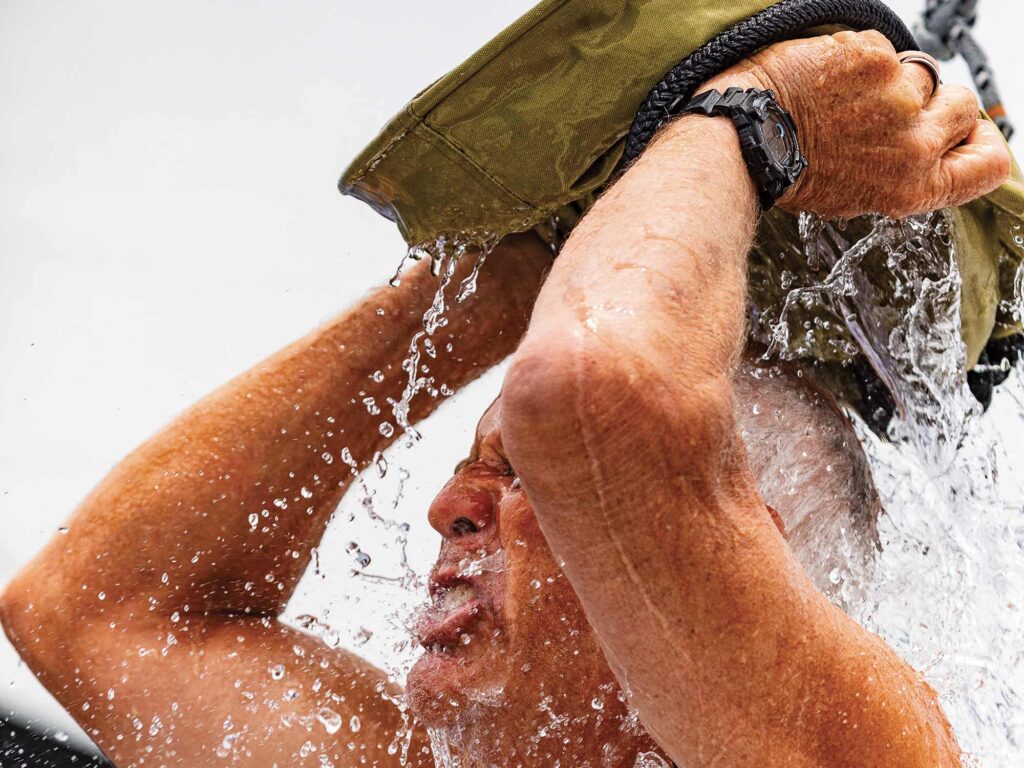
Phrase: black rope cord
[{"left": 623, "top": 0, "right": 916, "bottom": 165}]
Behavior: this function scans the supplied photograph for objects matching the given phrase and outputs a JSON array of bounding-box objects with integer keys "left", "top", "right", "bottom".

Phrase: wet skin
[
  {"left": 408, "top": 398, "right": 664, "bottom": 764},
  {"left": 1, "top": 30, "right": 1010, "bottom": 768},
  {"left": 403, "top": 348, "right": 878, "bottom": 766}
]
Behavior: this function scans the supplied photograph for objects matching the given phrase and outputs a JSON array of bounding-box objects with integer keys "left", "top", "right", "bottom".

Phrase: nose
[{"left": 427, "top": 475, "right": 497, "bottom": 540}]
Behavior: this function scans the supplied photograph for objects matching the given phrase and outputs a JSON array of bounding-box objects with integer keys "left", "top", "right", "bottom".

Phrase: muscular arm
[
  {"left": 0, "top": 233, "right": 551, "bottom": 766},
  {"left": 502, "top": 35, "right": 1009, "bottom": 768}
]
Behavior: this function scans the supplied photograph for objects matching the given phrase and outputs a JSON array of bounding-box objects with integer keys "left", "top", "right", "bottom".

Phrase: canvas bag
[{"left": 340, "top": 0, "right": 1024, "bottom": 370}]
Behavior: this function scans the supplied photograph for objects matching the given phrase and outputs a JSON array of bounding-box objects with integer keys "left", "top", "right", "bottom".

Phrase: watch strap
[{"left": 674, "top": 87, "right": 803, "bottom": 211}]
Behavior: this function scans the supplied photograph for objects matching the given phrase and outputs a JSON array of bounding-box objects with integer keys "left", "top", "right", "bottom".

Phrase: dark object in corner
[{"left": 1, "top": 717, "right": 111, "bottom": 767}]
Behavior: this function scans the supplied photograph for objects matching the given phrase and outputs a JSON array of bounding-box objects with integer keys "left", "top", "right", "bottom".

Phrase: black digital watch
[{"left": 672, "top": 87, "right": 808, "bottom": 211}]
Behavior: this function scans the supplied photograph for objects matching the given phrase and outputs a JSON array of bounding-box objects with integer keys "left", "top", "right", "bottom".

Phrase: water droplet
[
  {"left": 215, "top": 732, "right": 240, "bottom": 757},
  {"left": 269, "top": 664, "right": 285, "bottom": 681},
  {"left": 349, "top": 715, "right": 361, "bottom": 733},
  {"left": 316, "top": 707, "right": 342, "bottom": 734},
  {"left": 353, "top": 627, "right": 373, "bottom": 645},
  {"left": 379, "top": 422, "right": 394, "bottom": 438}
]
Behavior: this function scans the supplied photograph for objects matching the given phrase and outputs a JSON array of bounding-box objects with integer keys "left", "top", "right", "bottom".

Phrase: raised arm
[
  {"left": 0, "top": 233, "right": 552, "bottom": 766},
  {"left": 501, "top": 33, "right": 1009, "bottom": 768}
]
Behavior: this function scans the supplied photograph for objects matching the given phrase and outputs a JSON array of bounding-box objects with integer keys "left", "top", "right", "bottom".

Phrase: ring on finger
[{"left": 898, "top": 51, "right": 943, "bottom": 99}]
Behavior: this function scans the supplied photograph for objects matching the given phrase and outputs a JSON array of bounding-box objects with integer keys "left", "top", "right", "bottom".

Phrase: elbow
[
  {"left": 502, "top": 324, "right": 735, "bottom": 489},
  {"left": 501, "top": 326, "right": 603, "bottom": 468},
  {"left": 0, "top": 583, "right": 13, "bottom": 640},
  {"left": 0, "top": 575, "right": 36, "bottom": 653},
  {"left": 0, "top": 568, "right": 69, "bottom": 669}
]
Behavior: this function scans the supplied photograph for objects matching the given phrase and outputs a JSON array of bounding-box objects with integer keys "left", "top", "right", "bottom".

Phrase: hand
[{"left": 710, "top": 30, "right": 1012, "bottom": 219}]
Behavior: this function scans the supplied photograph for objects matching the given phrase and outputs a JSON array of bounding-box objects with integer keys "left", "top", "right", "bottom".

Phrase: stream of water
[{"left": 766, "top": 212, "right": 1024, "bottom": 766}]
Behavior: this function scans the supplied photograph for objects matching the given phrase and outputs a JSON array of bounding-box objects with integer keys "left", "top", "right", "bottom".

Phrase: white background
[{"left": 1, "top": 0, "right": 1021, "bottom": 753}]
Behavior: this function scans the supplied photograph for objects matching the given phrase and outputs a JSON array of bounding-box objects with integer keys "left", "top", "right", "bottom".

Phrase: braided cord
[{"left": 623, "top": 0, "right": 916, "bottom": 164}]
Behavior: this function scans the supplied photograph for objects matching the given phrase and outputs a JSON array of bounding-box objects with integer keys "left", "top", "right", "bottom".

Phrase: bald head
[{"left": 733, "top": 351, "right": 881, "bottom": 601}]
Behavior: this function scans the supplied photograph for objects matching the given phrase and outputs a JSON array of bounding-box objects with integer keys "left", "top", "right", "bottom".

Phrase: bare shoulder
[{"left": 1, "top": 591, "right": 432, "bottom": 767}]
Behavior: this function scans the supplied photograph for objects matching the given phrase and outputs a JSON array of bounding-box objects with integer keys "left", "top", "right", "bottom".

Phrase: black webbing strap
[{"left": 622, "top": 0, "right": 917, "bottom": 165}]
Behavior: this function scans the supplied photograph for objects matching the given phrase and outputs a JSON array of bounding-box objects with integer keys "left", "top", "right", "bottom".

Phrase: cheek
[
  {"left": 498, "top": 494, "right": 586, "bottom": 637},
  {"left": 498, "top": 495, "right": 559, "bottom": 592}
]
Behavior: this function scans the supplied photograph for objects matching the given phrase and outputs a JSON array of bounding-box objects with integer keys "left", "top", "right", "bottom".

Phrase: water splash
[
  {"left": 388, "top": 236, "right": 496, "bottom": 442},
  {"left": 762, "top": 212, "right": 1024, "bottom": 764},
  {"left": 427, "top": 727, "right": 462, "bottom": 768},
  {"left": 767, "top": 212, "right": 978, "bottom": 467},
  {"left": 634, "top": 751, "right": 672, "bottom": 768}
]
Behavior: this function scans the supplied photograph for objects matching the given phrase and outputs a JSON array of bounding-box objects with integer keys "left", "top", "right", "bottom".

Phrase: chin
[{"left": 406, "top": 636, "right": 509, "bottom": 728}]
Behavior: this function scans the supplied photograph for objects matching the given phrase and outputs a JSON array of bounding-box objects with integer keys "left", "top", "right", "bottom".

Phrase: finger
[
  {"left": 937, "top": 120, "right": 1012, "bottom": 207},
  {"left": 923, "top": 84, "right": 982, "bottom": 153},
  {"left": 834, "top": 28, "right": 897, "bottom": 56},
  {"left": 901, "top": 60, "right": 937, "bottom": 107}
]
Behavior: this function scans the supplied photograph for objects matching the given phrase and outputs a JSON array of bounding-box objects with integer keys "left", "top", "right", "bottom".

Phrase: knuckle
[
  {"left": 947, "top": 84, "right": 979, "bottom": 109},
  {"left": 945, "top": 86, "right": 981, "bottom": 122},
  {"left": 831, "top": 30, "right": 861, "bottom": 45},
  {"left": 861, "top": 29, "right": 893, "bottom": 49}
]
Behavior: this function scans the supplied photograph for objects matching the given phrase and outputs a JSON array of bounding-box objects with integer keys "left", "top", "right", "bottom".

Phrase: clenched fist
[{"left": 710, "top": 30, "right": 1012, "bottom": 219}]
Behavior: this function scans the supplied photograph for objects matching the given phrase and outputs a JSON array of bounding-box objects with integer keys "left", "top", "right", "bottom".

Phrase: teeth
[{"left": 434, "top": 583, "right": 477, "bottom": 612}]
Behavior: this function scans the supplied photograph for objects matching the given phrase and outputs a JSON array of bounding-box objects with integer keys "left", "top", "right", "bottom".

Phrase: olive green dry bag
[{"left": 339, "top": 0, "right": 1024, "bottom": 404}]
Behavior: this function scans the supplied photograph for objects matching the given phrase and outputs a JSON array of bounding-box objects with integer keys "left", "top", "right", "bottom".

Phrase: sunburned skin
[
  {"left": 402, "top": 354, "right": 881, "bottom": 766},
  {"left": 0, "top": 30, "right": 1010, "bottom": 768}
]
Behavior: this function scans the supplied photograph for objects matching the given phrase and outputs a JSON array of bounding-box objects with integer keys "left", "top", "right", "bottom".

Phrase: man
[{"left": 0, "top": 29, "right": 1011, "bottom": 767}]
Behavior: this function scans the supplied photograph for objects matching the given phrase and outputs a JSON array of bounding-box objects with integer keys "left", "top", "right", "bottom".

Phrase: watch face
[{"left": 763, "top": 104, "right": 797, "bottom": 165}]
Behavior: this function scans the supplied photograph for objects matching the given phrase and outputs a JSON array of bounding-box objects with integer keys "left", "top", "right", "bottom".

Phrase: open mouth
[{"left": 416, "top": 581, "right": 487, "bottom": 653}]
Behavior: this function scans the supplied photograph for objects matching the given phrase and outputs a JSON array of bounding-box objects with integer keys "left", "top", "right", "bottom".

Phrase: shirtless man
[{"left": 0, "top": 30, "right": 1011, "bottom": 768}]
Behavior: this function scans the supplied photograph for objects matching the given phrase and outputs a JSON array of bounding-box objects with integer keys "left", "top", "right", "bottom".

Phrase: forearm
[
  {"left": 503, "top": 117, "right": 959, "bottom": 765},
  {"left": 525, "top": 114, "right": 758, "bottom": 384},
  {"left": 4, "top": 234, "right": 550, "bottom": 625}
]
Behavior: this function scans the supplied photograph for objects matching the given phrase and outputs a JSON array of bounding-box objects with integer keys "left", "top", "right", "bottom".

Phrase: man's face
[{"left": 405, "top": 397, "right": 621, "bottom": 738}]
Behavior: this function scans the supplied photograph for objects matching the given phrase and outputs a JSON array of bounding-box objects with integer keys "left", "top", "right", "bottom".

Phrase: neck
[{"left": 437, "top": 691, "right": 669, "bottom": 767}]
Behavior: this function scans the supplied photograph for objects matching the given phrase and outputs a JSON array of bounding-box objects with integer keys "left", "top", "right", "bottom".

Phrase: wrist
[
  {"left": 644, "top": 112, "right": 760, "bottom": 224},
  {"left": 693, "top": 69, "right": 809, "bottom": 211}
]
